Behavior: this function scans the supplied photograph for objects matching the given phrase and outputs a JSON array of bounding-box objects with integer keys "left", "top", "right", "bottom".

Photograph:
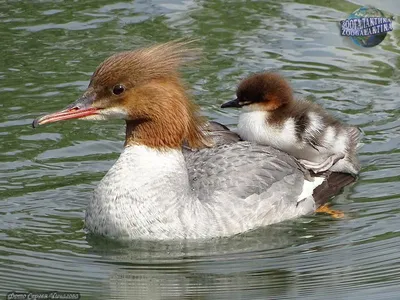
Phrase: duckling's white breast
[{"left": 237, "top": 110, "right": 297, "bottom": 154}]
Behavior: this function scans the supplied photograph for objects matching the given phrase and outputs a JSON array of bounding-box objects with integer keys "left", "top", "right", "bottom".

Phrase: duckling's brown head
[
  {"left": 33, "top": 41, "right": 209, "bottom": 149},
  {"left": 221, "top": 72, "right": 293, "bottom": 111}
]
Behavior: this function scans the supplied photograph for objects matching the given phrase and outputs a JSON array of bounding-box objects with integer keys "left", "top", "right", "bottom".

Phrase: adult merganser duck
[
  {"left": 221, "top": 72, "right": 361, "bottom": 175},
  {"left": 33, "top": 42, "right": 355, "bottom": 240}
]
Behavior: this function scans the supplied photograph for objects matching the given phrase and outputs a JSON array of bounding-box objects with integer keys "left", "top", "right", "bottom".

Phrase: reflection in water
[
  {"left": 90, "top": 223, "right": 309, "bottom": 299},
  {"left": 0, "top": 0, "right": 399, "bottom": 299}
]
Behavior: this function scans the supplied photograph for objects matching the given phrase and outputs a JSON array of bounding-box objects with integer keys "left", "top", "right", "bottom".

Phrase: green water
[{"left": 1, "top": 0, "right": 400, "bottom": 299}]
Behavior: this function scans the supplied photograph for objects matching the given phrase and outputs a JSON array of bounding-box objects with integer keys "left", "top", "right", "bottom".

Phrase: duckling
[{"left": 221, "top": 72, "right": 361, "bottom": 175}]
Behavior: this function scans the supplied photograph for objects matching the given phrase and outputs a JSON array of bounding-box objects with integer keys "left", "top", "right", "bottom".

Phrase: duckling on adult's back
[
  {"left": 33, "top": 42, "right": 354, "bottom": 240},
  {"left": 221, "top": 72, "right": 361, "bottom": 175}
]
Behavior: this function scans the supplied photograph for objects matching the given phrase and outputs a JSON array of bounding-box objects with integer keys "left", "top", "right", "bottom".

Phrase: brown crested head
[
  {"left": 33, "top": 41, "right": 209, "bottom": 150},
  {"left": 221, "top": 72, "right": 294, "bottom": 111}
]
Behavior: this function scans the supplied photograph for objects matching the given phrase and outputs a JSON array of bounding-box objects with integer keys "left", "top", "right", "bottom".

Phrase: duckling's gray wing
[{"left": 184, "top": 141, "right": 308, "bottom": 203}]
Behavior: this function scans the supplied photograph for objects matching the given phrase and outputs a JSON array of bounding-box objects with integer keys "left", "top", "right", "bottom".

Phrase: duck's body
[
  {"left": 33, "top": 42, "right": 357, "bottom": 240},
  {"left": 222, "top": 73, "right": 361, "bottom": 175},
  {"left": 86, "top": 142, "right": 319, "bottom": 239}
]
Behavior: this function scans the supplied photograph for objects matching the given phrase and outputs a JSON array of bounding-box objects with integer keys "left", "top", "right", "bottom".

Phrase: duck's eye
[{"left": 112, "top": 84, "right": 125, "bottom": 95}]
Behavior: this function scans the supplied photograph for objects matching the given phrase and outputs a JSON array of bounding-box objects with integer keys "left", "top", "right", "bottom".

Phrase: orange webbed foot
[{"left": 316, "top": 204, "right": 345, "bottom": 219}]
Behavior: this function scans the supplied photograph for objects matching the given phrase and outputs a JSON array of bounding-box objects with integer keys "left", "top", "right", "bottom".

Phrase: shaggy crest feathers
[{"left": 90, "top": 40, "right": 201, "bottom": 87}]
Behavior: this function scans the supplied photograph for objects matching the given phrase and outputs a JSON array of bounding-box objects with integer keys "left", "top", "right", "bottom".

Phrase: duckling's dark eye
[{"left": 112, "top": 84, "right": 125, "bottom": 95}]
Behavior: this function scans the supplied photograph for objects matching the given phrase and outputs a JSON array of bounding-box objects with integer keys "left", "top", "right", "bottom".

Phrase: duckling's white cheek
[
  {"left": 242, "top": 104, "right": 263, "bottom": 112},
  {"left": 82, "top": 107, "right": 129, "bottom": 121}
]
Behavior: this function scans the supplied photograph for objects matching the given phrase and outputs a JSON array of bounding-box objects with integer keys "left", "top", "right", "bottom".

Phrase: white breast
[
  {"left": 85, "top": 146, "right": 195, "bottom": 239},
  {"left": 237, "top": 110, "right": 301, "bottom": 156}
]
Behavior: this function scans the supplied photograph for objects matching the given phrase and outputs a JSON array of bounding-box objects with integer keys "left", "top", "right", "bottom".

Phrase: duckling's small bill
[{"left": 221, "top": 98, "right": 242, "bottom": 108}]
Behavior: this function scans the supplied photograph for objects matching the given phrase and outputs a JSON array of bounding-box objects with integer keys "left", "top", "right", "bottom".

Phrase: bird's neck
[{"left": 124, "top": 119, "right": 184, "bottom": 149}]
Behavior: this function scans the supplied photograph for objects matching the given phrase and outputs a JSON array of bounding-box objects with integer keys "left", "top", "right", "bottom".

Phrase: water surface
[{"left": 1, "top": 0, "right": 400, "bottom": 299}]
